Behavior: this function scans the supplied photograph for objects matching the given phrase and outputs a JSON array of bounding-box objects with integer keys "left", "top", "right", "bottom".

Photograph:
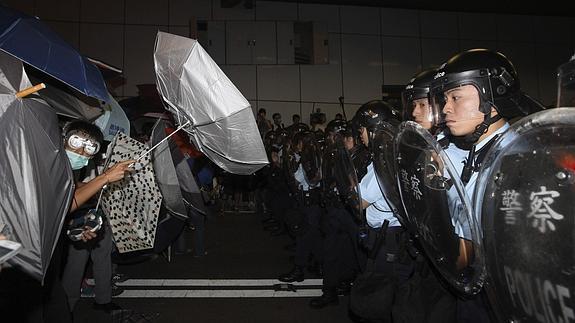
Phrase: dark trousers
[
  {"left": 294, "top": 204, "right": 323, "bottom": 268},
  {"left": 457, "top": 291, "right": 493, "bottom": 323},
  {"left": 321, "top": 206, "right": 360, "bottom": 292},
  {"left": 266, "top": 189, "right": 292, "bottom": 225},
  {"left": 62, "top": 224, "right": 114, "bottom": 309},
  {"left": 367, "top": 226, "right": 413, "bottom": 283}
]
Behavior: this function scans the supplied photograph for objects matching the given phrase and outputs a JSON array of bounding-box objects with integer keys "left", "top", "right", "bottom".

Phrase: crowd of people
[
  {"left": 251, "top": 48, "right": 550, "bottom": 322},
  {"left": 0, "top": 114, "right": 215, "bottom": 321},
  {"left": 0, "top": 45, "right": 568, "bottom": 323}
]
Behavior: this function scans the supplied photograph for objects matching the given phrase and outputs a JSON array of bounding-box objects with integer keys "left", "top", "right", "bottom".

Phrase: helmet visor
[
  {"left": 430, "top": 81, "right": 488, "bottom": 137},
  {"left": 402, "top": 90, "right": 441, "bottom": 133}
]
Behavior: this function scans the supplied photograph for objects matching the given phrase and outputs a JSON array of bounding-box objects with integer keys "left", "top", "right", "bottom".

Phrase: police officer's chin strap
[{"left": 460, "top": 112, "right": 502, "bottom": 185}]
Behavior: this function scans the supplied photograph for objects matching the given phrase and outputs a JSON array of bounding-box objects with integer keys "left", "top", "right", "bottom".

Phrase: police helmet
[
  {"left": 287, "top": 122, "right": 309, "bottom": 139},
  {"left": 402, "top": 67, "right": 445, "bottom": 134},
  {"left": 430, "top": 48, "right": 544, "bottom": 120},
  {"left": 352, "top": 100, "right": 401, "bottom": 132},
  {"left": 402, "top": 67, "right": 437, "bottom": 115},
  {"left": 325, "top": 119, "right": 349, "bottom": 135}
]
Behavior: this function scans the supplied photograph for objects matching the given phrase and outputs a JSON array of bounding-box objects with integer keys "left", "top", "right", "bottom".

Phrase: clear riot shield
[
  {"left": 322, "top": 138, "right": 362, "bottom": 221},
  {"left": 395, "top": 121, "right": 484, "bottom": 295},
  {"left": 557, "top": 58, "right": 575, "bottom": 108},
  {"left": 300, "top": 132, "right": 323, "bottom": 187},
  {"left": 371, "top": 122, "right": 409, "bottom": 228},
  {"left": 281, "top": 142, "right": 299, "bottom": 193},
  {"left": 475, "top": 108, "right": 575, "bottom": 323}
]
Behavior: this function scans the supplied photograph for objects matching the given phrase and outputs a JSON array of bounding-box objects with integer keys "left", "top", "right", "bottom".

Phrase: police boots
[{"left": 278, "top": 266, "right": 304, "bottom": 282}]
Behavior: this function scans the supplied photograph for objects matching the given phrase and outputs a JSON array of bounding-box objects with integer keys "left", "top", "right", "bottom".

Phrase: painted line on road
[
  {"left": 113, "top": 289, "right": 323, "bottom": 298},
  {"left": 115, "top": 279, "right": 323, "bottom": 287}
]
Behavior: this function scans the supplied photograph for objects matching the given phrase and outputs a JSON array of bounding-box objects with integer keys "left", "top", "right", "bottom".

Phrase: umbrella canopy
[
  {"left": 94, "top": 93, "right": 130, "bottom": 141},
  {"left": 28, "top": 73, "right": 104, "bottom": 121},
  {"left": 0, "top": 5, "right": 108, "bottom": 102},
  {"left": 153, "top": 31, "right": 268, "bottom": 175},
  {"left": 100, "top": 132, "right": 163, "bottom": 253},
  {"left": 0, "top": 52, "right": 74, "bottom": 281},
  {"left": 151, "top": 119, "right": 208, "bottom": 217},
  {"left": 151, "top": 120, "right": 187, "bottom": 219}
]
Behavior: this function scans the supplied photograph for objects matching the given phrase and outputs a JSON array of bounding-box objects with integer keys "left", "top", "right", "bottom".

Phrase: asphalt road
[{"left": 74, "top": 210, "right": 355, "bottom": 323}]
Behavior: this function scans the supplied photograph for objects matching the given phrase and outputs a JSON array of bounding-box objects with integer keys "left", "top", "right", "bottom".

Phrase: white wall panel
[
  {"left": 420, "top": 10, "right": 459, "bottom": 39},
  {"left": 341, "top": 6, "right": 380, "bottom": 35},
  {"left": 458, "top": 12, "right": 497, "bottom": 40},
  {"left": 341, "top": 34, "right": 383, "bottom": 103},
  {"left": 81, "top": 0, "right": 124, "bottom": 24},
  {"left": 257, "top": 65, "right": 300, "bottom": 101},
  {"left": 382, "top": 36, "right": 422, "bottom": 85},
  {"left": 380, "top": 8, "right": 419, "bottom": 37}
]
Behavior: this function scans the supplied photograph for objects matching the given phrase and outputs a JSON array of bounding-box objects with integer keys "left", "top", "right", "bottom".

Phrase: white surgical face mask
[{"left": 66, "top": 150, "right": 90, "bottom": 170}]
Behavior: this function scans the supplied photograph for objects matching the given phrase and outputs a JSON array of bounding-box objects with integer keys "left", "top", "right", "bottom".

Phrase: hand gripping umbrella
[
  {"left": 153, "top": 31, "right": 268, "bottom": 175},
  {"left": 0, "top": 52, "right": 74, "bottom": 281}
]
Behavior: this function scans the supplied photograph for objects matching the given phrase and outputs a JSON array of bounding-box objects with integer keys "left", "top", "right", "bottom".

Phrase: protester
[{"left": 60, "top": 121, "right": 134, "bottom": 315}]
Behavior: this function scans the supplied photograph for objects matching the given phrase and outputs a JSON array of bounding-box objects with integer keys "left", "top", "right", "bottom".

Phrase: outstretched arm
[{"left": 69, "top": 160, "right": 135, "bottom": 213}]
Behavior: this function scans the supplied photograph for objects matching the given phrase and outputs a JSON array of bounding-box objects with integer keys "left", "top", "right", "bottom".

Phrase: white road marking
[
  {"left": 115, "top": 279, "right": 323, "bottom": 287},
  {"left": 81, "top": 279, "right": 325, "bottom": 298},
  {"left": 115, "top": 289, "right": 323, "bottom": 298}
]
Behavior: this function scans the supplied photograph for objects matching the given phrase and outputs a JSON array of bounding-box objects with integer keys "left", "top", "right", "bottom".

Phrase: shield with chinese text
[
  {"left": 475, "top": 108, "right": 575, "bottom": 323},
  {"left": 395, "top": 121, "right": 484, "bottom": 295}
]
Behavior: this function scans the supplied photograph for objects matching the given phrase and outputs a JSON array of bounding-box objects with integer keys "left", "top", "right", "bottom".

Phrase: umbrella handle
[{"left": 16, "top": 83, "right": 46, "bottom": 98}]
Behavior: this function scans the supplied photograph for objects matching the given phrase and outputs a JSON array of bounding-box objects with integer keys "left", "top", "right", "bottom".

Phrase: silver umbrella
[
  {"left": 151, "top": 119, "right": 208, "bottom": 218},
  {"left": 153, "top": 31, "right": 268, "bottom": 175},
  {"left": 0, "top": 52, "right": 74, "bottom": 281}
]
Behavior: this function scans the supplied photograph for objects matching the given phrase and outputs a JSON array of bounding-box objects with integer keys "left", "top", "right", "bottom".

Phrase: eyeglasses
[{"left": 67, "top": 134, "right": 100, "bottom": 156}]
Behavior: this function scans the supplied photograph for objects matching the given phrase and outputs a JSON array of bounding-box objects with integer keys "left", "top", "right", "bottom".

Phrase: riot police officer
[
  {"left": 402, "top": 66, "right": 442, "bottom": 135},
  {"left": 350, "top": 100, "right": 415, "bottom": 320},
  {"left": 472, "top": 54, "right": 575, "bottom": 323},
  {"left": 429, "top": 48, "right": 545, "bottom": 323},
  {"left": 278, "top": 129, "right": 323, "bottom": 283},
  {"left": 309, "top": 119, "right": 361, "bottom": 308}
]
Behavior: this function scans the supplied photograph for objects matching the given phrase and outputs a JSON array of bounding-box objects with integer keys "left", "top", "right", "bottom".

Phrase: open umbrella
[
  {"left": 0, "top": 5, "right": 108, "bottom": 102},
  {"left": 94, "top": 93, "right": 130, "bottom": 141},
  {"left": 0, "top": 52, "right": 74, "bottom": 281},
  {"left": 153, "top": 31, "right": 268, "bottom": 175},
  {"left": 27, "top": 73, "right": 104, "bottom": 121},
  {"left": 100, "top": 132, "right": 163, "bottom": 253},
  {"left": 151, "top": 119, "right": 208, "bottom": 217}
]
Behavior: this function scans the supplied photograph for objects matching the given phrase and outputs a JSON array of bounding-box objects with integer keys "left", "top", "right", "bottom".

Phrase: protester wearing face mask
[
  {"left": 61, "top": 121, "right": 134, "bottom": 316},
  {"left": 64, "top": 122, "right": 134, "bottom": 216}
]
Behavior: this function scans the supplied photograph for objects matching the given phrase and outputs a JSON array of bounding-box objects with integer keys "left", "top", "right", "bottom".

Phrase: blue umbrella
[{"left": 0, "top": 5, "right": 108, "bottom": 102}]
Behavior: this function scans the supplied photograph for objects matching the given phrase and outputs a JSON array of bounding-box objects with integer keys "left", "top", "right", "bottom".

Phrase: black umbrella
[
  {"left": 0, "top": 52, "right": 74, "bottom": 281},
  {"left": 27, "top": 71, "right": 104, "bottom": 121}
]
